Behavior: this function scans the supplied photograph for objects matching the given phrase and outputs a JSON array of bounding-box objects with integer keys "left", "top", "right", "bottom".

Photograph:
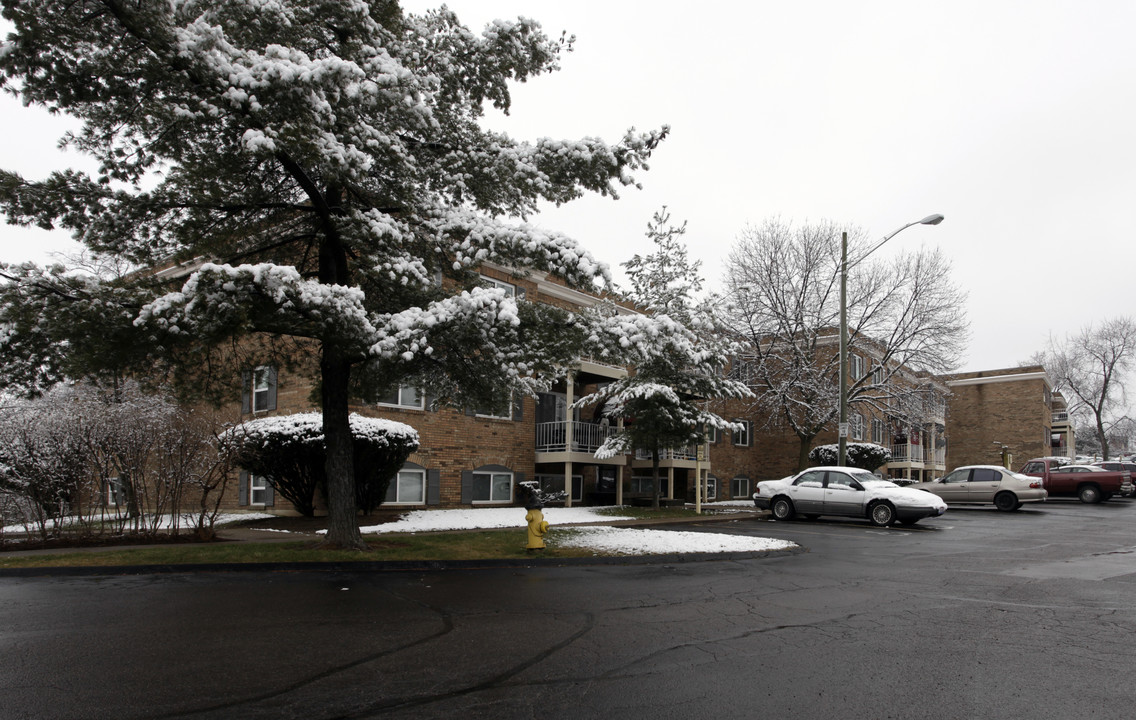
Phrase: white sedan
[{"left": 752, "top": 466, "right": 948, "bottom": 526}]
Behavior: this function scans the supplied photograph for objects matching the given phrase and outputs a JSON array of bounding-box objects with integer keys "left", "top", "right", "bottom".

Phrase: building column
[{"left": 564, "top": 372, "right": 575, "bottom": 508}]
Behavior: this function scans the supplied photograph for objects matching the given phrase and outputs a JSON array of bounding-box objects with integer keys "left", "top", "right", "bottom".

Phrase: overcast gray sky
[{"left": 2, "top": 1, "right": 1133, "bottom": 375}]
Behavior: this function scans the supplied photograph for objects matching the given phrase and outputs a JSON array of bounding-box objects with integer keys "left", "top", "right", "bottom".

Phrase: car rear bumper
[{"left": 752, "top": 497, "right": 771, "bottom": 511}]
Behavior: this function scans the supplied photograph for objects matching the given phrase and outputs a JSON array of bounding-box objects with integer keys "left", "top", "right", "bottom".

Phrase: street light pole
[{"left": 837, "top": 214, "right": 944, "bottom": 467}]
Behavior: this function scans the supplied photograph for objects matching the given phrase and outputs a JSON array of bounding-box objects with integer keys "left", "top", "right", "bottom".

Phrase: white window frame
[
  {"left": 475, "top": 392, "right": 514, "bottom": 420},
  {"left": 732, "top": 419, "right": 751, "bottom": 447},
  {"left": 851, "top": 413, "right": 864, "bottom": 441},
  {"left": 249, "top": 474, "right": 269, "bottom": 506},
  {"left": 630, "top": 475, "right": 656, "bottom": 494},
  {"left": 472, "top": 471, "right": 513, "bottom": 504},
  {"left": 106, "top": 477, "right": 126, "bottom": 508},
  {"left": 850, "top": 355, "right": 865, "bottom": 381},
  {"left": 378, "top": 385, "right": 425, "bottom": 410},
  {"left": 252, "top": 366, "right": 272, "bottom": 413},
  {"left": 385, "top": 468, "right": 427, "bottom": 505},
  {"left": 872, "top": 363, "right": 885, "bottom": 384},
  {"left": 705, "top": 476, "right": 718, "bottom": 500},
  {"left": 731, "top": 476, "right": 750, "bottom": 498},
  {"left": 480, "top": 275, "right": 516, "bottom": 298},
  {"left": 871, "top": 418, "right": 885, "bottom": 444}
]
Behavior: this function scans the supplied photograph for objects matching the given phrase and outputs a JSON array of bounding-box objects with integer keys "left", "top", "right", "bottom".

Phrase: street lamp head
[{"left": 919, "top": 214, "right": 945, "bottom": 226}]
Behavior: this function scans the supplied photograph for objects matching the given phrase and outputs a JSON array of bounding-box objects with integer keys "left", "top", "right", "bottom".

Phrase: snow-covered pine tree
[
  {"left": 0, "top": 1, "right": 667, "bottom": 548},
  {"left": 580, "top": 210, "right": 750, "bottom": 508}
]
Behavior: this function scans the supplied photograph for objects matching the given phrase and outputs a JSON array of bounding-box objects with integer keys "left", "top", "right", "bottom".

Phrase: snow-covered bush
[
  {"left": 220, "top": 413, "right": 419, "bottom": 516},
  {"left": 809, "top": 442, "right": 892, "bottom": 471}
]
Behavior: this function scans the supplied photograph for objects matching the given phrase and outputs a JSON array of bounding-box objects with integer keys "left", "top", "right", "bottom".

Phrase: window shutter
[
  {"left": 513, "top": 471, "right": 524, "bottom": 504},
  {"left": 512, "top": 395, "right": 524, "bottom": 422},
  {"left": 238, "top": 471, "right": 248, "bottom": 507},
  {"left": 461, "top": 470, "right": 473, "bottom": 504},
  {"left": 516, "top": 285, "right": 526, "bottom": 300},
  {"left": 241, "top": 371, "right": 251, "bottom": 414},
  {"left": 427, "top": 469, "right": 441, "bottom": 505},
  {"left": 266, "top": 367, "right": 278, "bottom": 411},
  {"left": 264, "top": 481, "right": 275, "bottom": 507}
]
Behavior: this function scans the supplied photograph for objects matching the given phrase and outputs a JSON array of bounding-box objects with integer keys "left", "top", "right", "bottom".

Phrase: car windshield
[{"left": 848, "top": 470, "right": 895, "bottom": 488}]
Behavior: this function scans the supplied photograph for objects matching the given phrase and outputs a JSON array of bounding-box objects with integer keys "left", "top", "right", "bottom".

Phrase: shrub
[
  {"left": 809, "top": 442, "right": 892, "bottom": 471},
  {"left": 219, "top": 413, "right": 419, "bottom": 516}
]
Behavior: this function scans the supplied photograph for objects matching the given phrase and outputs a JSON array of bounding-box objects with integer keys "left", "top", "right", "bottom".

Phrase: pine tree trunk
[{"left": 320, "top": 345, "right": 365, "bottom": 550}]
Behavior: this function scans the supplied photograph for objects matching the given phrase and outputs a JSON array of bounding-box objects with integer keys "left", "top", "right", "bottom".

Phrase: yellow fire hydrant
[{"left": 525, "top": 506, "right": 550, "bottom": 550}]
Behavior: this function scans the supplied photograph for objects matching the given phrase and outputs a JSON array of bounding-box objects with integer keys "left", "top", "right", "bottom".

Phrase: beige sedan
[{"left": 910, "top": 465, "right": 1048, "bottom": 511}]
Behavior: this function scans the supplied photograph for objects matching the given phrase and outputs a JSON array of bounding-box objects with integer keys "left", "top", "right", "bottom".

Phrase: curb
[{"left": 0, "top": 544, "right": 804, "bottom": 578}]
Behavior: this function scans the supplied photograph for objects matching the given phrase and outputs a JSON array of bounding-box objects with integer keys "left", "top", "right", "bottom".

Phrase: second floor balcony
[{"left": 535, "top": 420, "right": 617, "bottom": 455}]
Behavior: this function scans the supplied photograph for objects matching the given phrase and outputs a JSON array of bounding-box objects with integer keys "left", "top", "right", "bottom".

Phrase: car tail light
[{"left": 1029, "top": 482, "right": 1042, "bottom": 489}]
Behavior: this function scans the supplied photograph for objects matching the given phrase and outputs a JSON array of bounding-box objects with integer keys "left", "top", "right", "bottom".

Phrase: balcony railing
[
  {"left": 890, "top": 443, "right": 925, "bottom": 463},
  {"left": 1052, "top": 411, "right": 1069, "bottom": 423},
  {"left": 535, "top": 420, "right": 617, "bottom": 454},
  {"left": 634, "top": 445, "right": 700, "bottom": 462}
]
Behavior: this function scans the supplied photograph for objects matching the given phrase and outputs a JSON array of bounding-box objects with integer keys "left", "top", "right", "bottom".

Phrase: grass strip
[{"left": 0, "top": 528, "right": 608, "bottom": 569}]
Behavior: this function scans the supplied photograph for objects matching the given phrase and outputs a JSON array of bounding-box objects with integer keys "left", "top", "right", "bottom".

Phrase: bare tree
[
  {"left": 723, "top": 218, "right": 969, "bottom": 470},
  {"left": 1042, "top": 317, "right": 1136, "bottom": 460}
]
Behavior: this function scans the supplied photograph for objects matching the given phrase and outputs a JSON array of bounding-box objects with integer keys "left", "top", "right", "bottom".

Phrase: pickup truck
[{"left": 1017, "top": 458, "right": 1134, "bottom": 503}]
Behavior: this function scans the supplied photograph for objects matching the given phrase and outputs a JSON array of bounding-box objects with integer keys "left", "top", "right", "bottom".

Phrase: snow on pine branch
[{"left": 136, "top": 263, "right": 377, "bottom": 348}]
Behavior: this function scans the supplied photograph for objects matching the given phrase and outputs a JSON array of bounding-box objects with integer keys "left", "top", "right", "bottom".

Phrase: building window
[
  {"left": 705, "top": 476, "right": 717, "bottom": 500},
  {"left": 630, "top": 475, "right": 656, "bottom": 494},
  {"left": 472, "top": 470, "right": 513, "bottom": 503},
  {"left": 872, "top": 363, "right": 885, "bottom": 384},
  {"left": 106, "top": 477, "right": 126, "bottom": 508},
  {"left": 480, "top": 275, "right": 516, "bottom": 297},
  {"left": 475, "top": 395, "right": 514, "bottom": 420},
  {"left": 732, "top": 419, "right": 751, "bottom": 447},
  {"left": 850, "top": 354, "right": 864, "bottom": 381},
  {"left": 708, "top": 425, "right": 719, "bottom": 444},
  {"left": 385, "top": 468, "right": 426, "bottom": 505},
  {"left": 871, "top": 418, "right": 885, "bottom": 444},
  {"left": 851, "top": 413, "right": 864, "bottom": 441},
  {"left": 243, "top": 366, "right": 277, "bottom": 414},
  {"left": 249, "top": 474, "right": 269, "bottom": 506},
  {"left": 731, "top": 476, "right": 750, "bottom": 498},
  {"left": 378, "top": 385, "right": 424, "bottom": 410}
]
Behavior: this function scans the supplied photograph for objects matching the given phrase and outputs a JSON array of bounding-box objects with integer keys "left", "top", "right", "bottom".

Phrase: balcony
[
  {"left": 890, "top": 443, "right": 925, "bottom": 464},
  {"left": 1052, "top": 411, "right": 1069, "bottom": 423},
  {"left": 535, "top": 420, "right": 617, "bottom": 455},
  {"left": 634, "top": 446, "right": 700, "bottom": 462}
]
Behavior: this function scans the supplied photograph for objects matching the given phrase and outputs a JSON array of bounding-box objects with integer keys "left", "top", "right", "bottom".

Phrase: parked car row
[{"left": 752, "top": 456, "right": 1134, "bottom": 527}]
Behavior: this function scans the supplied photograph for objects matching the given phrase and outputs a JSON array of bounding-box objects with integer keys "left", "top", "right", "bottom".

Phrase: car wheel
[
  {"left": 869, "top": 502, "right": 896, "bottom": 527},
  {"left": 1078, "top": 484, "right": 1102, "bottom": 504},
  {"left": 994, "top": 492, "right": 1019, "bottom": 512},
  {"left": 771, "top": 497, "right": 796, "bottom": 521}
]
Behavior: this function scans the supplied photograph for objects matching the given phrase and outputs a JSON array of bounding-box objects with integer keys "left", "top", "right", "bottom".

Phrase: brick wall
[{"left": 944, "top": 367, "right": 1051, "bottom": 470}]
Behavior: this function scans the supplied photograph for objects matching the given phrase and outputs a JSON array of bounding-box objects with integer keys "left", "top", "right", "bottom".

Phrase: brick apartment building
[
  {"left": 942, "top": 365, "right": 1073, "bottom": 470},
  {"left": 230, "top": 265, "right": 723, "bottom": 514}
]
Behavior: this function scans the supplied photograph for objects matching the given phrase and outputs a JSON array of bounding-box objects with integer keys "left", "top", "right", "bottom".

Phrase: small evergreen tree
[{"left": 582, "top": 210, "right": 750, "bottom": 508}]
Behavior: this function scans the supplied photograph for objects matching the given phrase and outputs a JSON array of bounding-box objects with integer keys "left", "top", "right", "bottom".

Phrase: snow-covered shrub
[
  {"left": 220, "top": 413, "right": 419, "bottom": 516},
  {"left": 809, "top": 442, "right": 892, "bottom": 471}
]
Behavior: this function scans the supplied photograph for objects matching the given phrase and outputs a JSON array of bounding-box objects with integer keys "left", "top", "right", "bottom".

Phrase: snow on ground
[
  {"left": 356, "top": 506, "right": 631, "bottom": 533},
  {"left": 554, "top": 526, "right": 795, "bottom": 555},
  {"left": 2, "top": 512, "right": 274, "bottom": 534},
  {"left": 345, "top": 504, "right": 795, "bottom": 556}
]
